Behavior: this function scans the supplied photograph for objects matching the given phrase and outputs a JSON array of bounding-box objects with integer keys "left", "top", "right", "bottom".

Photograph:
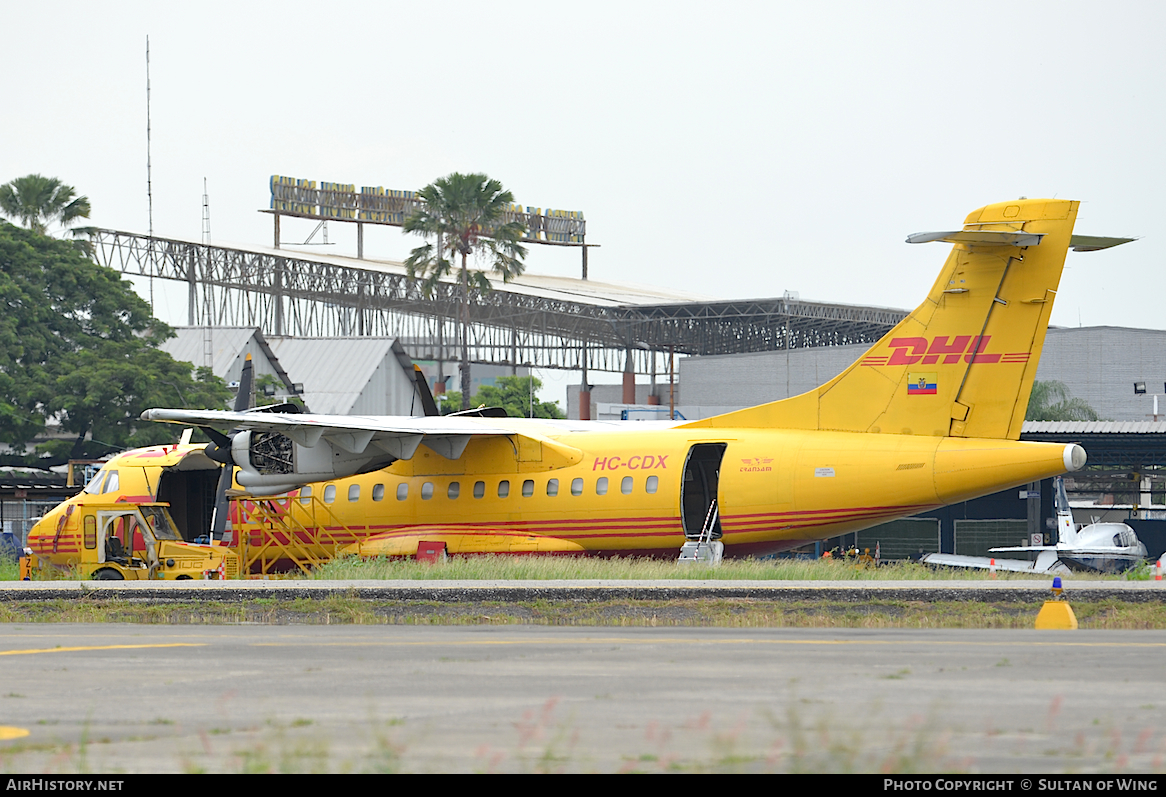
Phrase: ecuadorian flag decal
[{"left": 907, "top": 372, "right": 937, "bottom": 396}]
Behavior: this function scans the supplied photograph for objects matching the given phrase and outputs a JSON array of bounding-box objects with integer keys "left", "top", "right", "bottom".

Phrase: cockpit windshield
[
  {"left": 139, "top": 506, "right": 182, "bottom": 541},
  {"left": 82, "top": 467, "right": 106, "bottom": 495},
  {"left": 82, "top": 467, "right": 119, "bottom": 496}
]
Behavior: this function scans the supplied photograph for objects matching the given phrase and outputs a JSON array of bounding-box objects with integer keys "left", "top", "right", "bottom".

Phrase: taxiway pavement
[{"left": 2, "top": 624, "right": 1165, "bottom": 773}]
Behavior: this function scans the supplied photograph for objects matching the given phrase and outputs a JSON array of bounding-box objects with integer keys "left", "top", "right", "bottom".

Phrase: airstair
[
  {"left": 228, "top": 493, "right": 356, "bottom": 576},
  {"left": 677, "top": 499, "right": 724, "bottom": 566}
]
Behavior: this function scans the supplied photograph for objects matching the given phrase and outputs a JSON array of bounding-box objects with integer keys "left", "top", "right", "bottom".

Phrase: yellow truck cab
[{"left": 26, "top": 501, "right": 238, "bottom": 581}]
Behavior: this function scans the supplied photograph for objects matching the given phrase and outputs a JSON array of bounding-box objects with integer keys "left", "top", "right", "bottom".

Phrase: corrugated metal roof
[
  {"left": 266, "top": 337, "right": 403, "bottom": 415},
  {"left": 160, "top": 327, "right": 259, "bottom": 376},
  {"left": 1022, "top": 421, "right": 1166, "bottom": 434},
  {"left": 160, "top": 327, "right": 298, "bottom": 399}
]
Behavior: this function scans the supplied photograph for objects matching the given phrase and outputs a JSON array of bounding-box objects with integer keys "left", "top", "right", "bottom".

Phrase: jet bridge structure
[{"left": 90, "top": 229, "right": 907, "bottom": 376}]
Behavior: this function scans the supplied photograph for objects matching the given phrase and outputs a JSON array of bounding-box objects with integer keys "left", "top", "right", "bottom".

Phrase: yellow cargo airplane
[
  {"left": 127, "top": 197, "right": 1115, "bottom": 561},
  {"left": 34, "top": 198, "right": 1120, "bottom": 567}
]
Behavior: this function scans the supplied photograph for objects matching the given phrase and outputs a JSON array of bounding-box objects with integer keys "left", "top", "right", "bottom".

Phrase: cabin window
[
  {"left": 323, "top": 484, "right": 336, "bottom": 504},
  {"left": 348, "top": 484, "right": 360, "bottom": 502},
  {"left": 372, "top": 484, "right": 384, "bottom": 501},
  {"left": 421, "top": 482, "right": 434, "bottom": 500},
  {"left": 522, "top": 479, "right": 534, "bottom": 497},
  {"left": 448, "top": 482, "right": 460, "bottom": 499},
  {"left": 397, "top": 483, "right": 409, "bottom": 501},
  {"left": 103, "top": 470, "right": 119, "bottom": 494},
  {"left": 621, "top": 476, "right": 633, "bottom": 495},
  {"left": 300, "top": 485, "right": 313, "bottom": 505},
  {"left": 84, "top": 516, "right": 96, "bottom": 550},
  {"left": 547, "top": 479, "right": 559, "bottom": 497},
  {"left": 498, "top": 480, "right": 510, "bottom": 498},
  {"left": 646, "top": 475, "right": 659, "bottom": 494},
  {"left": 571, "top": 478, "right": 583, "bottom": 496},
  {"left": 596, "top": 477, "right": 608, "bottom": 496},
  {"left": 473, "top": 481, "right": 485, "bottom": 499}
]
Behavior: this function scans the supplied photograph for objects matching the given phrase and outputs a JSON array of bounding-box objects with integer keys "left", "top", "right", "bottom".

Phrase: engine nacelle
[{"left": 229, "top": 430, "right": 395, "bottom": 496}]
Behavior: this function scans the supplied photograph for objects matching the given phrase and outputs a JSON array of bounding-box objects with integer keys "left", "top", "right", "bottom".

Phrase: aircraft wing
[
  {"left": 142, "top": 408, "right": 514, "bottom": 447},
  {"left": 921, "top": 553, "right": 1041, "bottom": 572},
  {"left": 920, "top": 552, "right": 1069, "bottom": 574},
  {"left": 140, "top": 408, "right": 577, "bottom": 495}
]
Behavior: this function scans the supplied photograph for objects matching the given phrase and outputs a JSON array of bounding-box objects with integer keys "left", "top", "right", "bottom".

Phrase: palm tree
[
  {"left": 404, "top": 173, "right": 527, "bottom": 409},
  {"left": 0, "top": 174, "right": 91, "bottom": 235},
  {"left": 1026, "top": 380, "right": 1102, "bottom": 422}
]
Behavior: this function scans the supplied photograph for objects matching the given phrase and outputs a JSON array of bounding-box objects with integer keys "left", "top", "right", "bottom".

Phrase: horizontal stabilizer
[
  {"left": 906, "top": 230, "right": 1045, "bottom": 247},
  {"left": 1068, "top": 234, "right": 1137, "bottom": 252},
  {"left": 907, "top": 233, "right": 1134, "bottom": 252}
]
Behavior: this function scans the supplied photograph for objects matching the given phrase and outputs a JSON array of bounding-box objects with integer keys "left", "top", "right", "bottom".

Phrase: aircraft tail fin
[{"left": 684, "top": 198, "right": 1079, "bottom": 440}]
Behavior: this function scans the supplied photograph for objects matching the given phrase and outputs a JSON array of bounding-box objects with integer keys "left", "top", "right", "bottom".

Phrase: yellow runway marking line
[
  {"left": 0, "top": 643, "right": 206, "bottom": 657},
  {"left": 0, "top": 726, "right": 30, "bottom": 740}
]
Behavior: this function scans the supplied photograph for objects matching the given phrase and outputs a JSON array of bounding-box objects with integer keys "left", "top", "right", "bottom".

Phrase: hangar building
[{"left": 677, "top": 326, "right": 1166, "bottom": 422}]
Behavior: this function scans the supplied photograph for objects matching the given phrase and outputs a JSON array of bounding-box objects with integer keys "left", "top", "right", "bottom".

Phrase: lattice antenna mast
[
  {"left": 146, "top": 35, "right": 154, "bottom": 312},
  {"left": 202, "top": 178, "right": 211, "bottom": 245},
  {"left": 201, "top": 177, "right": 213, "bottom": 368}
]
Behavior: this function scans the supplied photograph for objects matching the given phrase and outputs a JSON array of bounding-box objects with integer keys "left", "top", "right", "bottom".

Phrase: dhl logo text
[{"left": 860, "top": 335, "right": 1030, "bottom": 367}]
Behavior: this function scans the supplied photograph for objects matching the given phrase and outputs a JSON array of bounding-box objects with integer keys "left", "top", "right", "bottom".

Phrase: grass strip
[
  {"left": 9, "top": 554, "right": 1160, "bottom": 583},
  {"left": 1, "top": 596, "right": 1163, "bottom": 628},
  {"left": 306, "top": 555, "right": 1159, "bottom": 582}
]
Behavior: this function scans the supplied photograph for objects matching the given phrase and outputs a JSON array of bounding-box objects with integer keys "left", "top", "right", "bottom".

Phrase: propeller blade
[
  {"left": 200, "top": 426, "right": 232, "bottom": 449},
  {"left": 236, "top": 354, "right": 254, "bottom": 412},
  {"left": 210, "top": 354, "right": 255, "bottom": 543},
  {"left": 413, "top": 364, "right": 440, "bottom": 417}
]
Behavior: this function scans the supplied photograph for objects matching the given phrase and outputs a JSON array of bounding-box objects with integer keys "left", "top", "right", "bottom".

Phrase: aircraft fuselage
[{"left": 265, "top": 421, "right": 1084, "bottom": 558}]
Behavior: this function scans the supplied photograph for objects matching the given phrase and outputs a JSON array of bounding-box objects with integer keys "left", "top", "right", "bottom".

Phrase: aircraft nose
[{"left": 1063, "top": 444, "right": 1087, "bottom": 472}]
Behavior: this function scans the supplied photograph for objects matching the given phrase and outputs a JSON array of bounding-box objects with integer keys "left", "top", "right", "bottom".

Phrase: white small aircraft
[{"left": 922, "top": 477, "right": 1148, "bottom": 574}]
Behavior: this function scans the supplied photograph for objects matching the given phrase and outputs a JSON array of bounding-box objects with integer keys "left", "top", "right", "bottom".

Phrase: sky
[{"left": 5, "top": 1, "right": 1165, "bottom": 403}]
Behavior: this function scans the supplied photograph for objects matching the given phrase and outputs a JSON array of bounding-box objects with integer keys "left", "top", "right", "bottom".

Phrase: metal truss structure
[{"left": 92, "top": 230, "right": 907, "bottom": 374}]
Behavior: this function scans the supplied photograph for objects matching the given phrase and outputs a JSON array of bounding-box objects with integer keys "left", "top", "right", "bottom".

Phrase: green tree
[
  {"left": 437, "top": 377, "right": 564, "bottom": 419},
  {"left": 473, "top": 376, "right": 564, "bottom": 419},
  {"left": 0, "top": 174, "right": 91, "bottom": 235},
  {"left": 1025, "top": 380, "right": 1102, "bottom": 422},
  {"left": 437, "top": 390, "right": 463, "bottom": 415},
  {"left": 0, "top": 222, "right": 231, "bottom": 464},
  {"left": 403, "top": 173, "right": 527, "bottom": 409}
]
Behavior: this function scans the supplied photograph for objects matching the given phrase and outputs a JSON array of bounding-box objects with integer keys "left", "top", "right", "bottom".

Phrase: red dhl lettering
[
  {"left": 873, "top": 335, "right": 1007, "bottom": 366},
  {"left": 592, "top": 454, "right": 669, "bottom": 471},
  {"left": 921, "top": 335, "right": 972, "bottom": 364}
]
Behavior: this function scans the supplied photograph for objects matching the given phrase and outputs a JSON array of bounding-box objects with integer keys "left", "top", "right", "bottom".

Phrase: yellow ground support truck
[{"left": 24, "top": 501, "right": 238, "bottom": 580}]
